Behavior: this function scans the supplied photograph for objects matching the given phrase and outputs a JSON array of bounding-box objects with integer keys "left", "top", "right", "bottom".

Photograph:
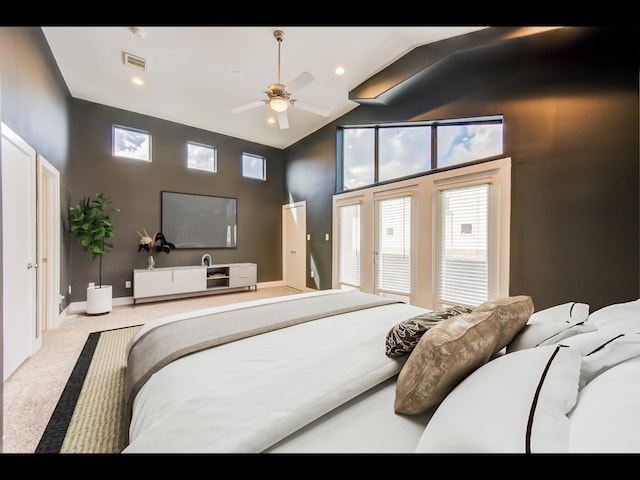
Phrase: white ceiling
[{"left": 42, "top": 26, "right": 487, "bottom": 149}]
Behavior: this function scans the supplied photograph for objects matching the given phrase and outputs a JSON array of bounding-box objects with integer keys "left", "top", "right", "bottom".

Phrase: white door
[
  {"left": 2, "top": 123, "right": 38, "bottom": 381},
  {"left": 282, "top": 201, "right": 306, "bottom": 291}
]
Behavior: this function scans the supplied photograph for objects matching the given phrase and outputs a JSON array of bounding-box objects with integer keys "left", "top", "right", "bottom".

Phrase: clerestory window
[{"left": 337, "top": 115, "right": 503, "bottom": 192}]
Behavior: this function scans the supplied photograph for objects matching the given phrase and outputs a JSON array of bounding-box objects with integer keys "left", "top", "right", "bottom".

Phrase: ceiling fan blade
[
  {"left": 277, "top": 111, "right": 289, "bottom": 129},
  {"left": 291, "top": 100, "right": 330, "bottom": 117},
  {"left": 231, "top": 100, "right": 266, "bottom": 114},
  {"left": 286, "top": 71, "right": 314, "bottom": 93}
]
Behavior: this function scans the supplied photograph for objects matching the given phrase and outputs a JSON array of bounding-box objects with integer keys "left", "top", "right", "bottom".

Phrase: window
[
  {"left": 242, "top": 153, "right": 266, "bottom": 180},
  {"left": 379, "top": 126, "right": 430, "bottom": 182},
  {"left": 343, "top": 128, "right": 375, "bottom": 190},
  {"left": 336, "top": 202, "right": 361, "bottom": 288},
  {"left": 338, "top": 116, "right": 503, "bottom": 192},
  {"left": 188, "top": 142, "right": 217, "bottom": 172},
  {"left": 113, "top": 125, "right": 151, "bottom": 161},
  {"left": 437, "top": 123, "right": 503, "bottom": 168}
]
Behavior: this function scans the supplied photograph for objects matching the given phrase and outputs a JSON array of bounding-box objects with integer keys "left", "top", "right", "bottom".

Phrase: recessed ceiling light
[
  {"left": 268, "top": 118, "right": 276, "bottom": 125},
  {"left": 335, "top": 66, "right": 345, "bottom": 76},
  {"left": 131, "top": 77, "right": 144, "bottom": 86},
  {"left": 130, "top": 27, "right": 146, "bottom": 39}
]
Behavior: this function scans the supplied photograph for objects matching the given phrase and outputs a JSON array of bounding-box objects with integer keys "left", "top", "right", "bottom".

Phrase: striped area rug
[{"left": 35, "top": 325, "right": 141, "bottom": 454}]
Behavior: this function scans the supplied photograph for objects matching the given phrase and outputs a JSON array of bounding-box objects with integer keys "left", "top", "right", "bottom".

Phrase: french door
[
  {"left": 336, "top": 202, "right": 361, "bottom": 289},
  {"left": 374, "top": 193, "right": 413, "bottom": 303},
  {"left": 332, "top": 157, "right": 511, "bottom": 309},
  {"left": 434, "top": 179, "right": 495, "bottom": 308}
]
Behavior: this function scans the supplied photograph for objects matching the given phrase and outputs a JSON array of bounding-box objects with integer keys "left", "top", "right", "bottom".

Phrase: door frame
[{"left": 37, "top": 154, "right": 61, "bottom": 331}]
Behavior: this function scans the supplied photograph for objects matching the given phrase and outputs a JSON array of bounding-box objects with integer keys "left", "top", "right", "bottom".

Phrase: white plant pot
[{"left": 86, "top": 285, "right": 112, "bottom": 315}]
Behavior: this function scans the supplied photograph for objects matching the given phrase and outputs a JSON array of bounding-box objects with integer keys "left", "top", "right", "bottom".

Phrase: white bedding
[
  {"left": 266, "top": 376, "right": 436, "bottom": 453},
  {"left": 124, "top": 291, "right": 640, "bottom": 454},
  {"left": 124, "top": 290, "right": 426, "bottom": 453}
]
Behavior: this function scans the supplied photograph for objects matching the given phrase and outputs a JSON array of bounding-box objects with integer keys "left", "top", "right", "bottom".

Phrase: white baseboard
[
  {"left": 55, "top": 304, "right": 70, "bottom": 328},
  {"left": 67, "top": 280, "right": 289, "bottom": 315}
]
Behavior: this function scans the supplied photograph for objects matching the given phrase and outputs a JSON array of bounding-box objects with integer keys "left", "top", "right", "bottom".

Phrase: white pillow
[
  {"left": 415, "top": 345, "right": 581, "bottom": 453},
  {"left": 527, "top": 302, "right": 590, "bottom": 325},
  {"left": 560, "top": 331, "right": 640, "bottom": 387},
  {"left": 588, "top": 298, "right": 640, "bottom": 333},
  {"left": 569, "top": 356, "right": 640, "bottom": 453},
  {"left": 507, "top": 320, "right": 597, "bottom": 353}
]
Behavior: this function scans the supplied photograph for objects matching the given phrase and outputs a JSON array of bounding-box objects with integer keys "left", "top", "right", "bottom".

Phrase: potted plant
[
  {"left": 137, "top": 229, "right": 175, "bottom": 269},
  {"left": 69, "top": 193, "right": 120, "bottom": 314}
]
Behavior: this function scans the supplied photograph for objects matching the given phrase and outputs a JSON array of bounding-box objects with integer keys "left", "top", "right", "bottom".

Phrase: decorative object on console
[
  {"left": 137, "top": 229, "right": 176, "bottom": 270},
  {"left": 69, "top": 193, "right": 120, "bottom": 315}
]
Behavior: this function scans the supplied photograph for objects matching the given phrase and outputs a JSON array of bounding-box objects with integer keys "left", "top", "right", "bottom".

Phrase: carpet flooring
[{"left": 35, "top": 325, "right": 141, "bottom": 454}]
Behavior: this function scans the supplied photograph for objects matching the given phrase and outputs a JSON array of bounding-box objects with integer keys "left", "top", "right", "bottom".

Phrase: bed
[{"left": 122, "top": 289, "right": 640, "bottom": 454}]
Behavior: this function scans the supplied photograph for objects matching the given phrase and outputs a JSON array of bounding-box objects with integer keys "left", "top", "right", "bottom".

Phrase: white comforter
[{"left": 123, "top": 290, "right": 426, "bottom": 453}]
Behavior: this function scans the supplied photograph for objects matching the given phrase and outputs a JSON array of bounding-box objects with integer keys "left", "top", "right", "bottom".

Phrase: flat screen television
[{"left": 161, "top": 191, "right": 237, "bottom": 249}]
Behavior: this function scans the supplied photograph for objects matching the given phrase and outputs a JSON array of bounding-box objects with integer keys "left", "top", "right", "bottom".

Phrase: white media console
[{"left": 133, "top": 263, "right": 257, "bottom": 304}]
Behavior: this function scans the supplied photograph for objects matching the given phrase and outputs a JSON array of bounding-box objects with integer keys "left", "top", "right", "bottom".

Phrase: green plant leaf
[{"left": 69, "top": 193, "right": 119, "bottom": 287}]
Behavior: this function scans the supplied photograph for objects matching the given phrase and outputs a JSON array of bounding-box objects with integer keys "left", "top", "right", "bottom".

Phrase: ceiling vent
[{"left": 123, "top": 52, "right": 147, "bottom": 72}]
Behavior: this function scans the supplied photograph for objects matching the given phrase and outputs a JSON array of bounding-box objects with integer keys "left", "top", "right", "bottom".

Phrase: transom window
[
  {"left": 113, "top": 125, "right": 151, "bottom": 162},
  {"left": 188, "top": 142, "right": 217, "bottom": 172},
  {"left": 338, "top": 115, "right": 503, "bottom": 192},
  {"left": 242, "top": 152, "right": 266, "bottom": 181}
]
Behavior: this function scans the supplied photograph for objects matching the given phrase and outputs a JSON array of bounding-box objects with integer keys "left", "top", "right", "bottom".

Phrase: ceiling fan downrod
[{"left": 274, "top": 30, "right": 284, "bottom": 85}]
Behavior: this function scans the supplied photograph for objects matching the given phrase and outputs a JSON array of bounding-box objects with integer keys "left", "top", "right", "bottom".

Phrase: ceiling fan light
[{"left": 269, "top": 96, "right": 289, "bottom": 112}]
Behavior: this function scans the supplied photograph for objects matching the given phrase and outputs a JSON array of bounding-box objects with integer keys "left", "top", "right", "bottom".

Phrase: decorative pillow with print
[
  {"left": 385, "top": 306, "right": 473, "bottom": 358},
  {"left": 395, "top": 295, "right": 534, "bottom": 415}
]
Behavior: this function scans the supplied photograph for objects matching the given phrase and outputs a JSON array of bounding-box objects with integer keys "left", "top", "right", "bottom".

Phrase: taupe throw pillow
[
  {"left": 385, "top": 306, "right": 472, "bottom": 358},
  {"left": 394, "top": 295, "right": 534, "bottom": 415}
]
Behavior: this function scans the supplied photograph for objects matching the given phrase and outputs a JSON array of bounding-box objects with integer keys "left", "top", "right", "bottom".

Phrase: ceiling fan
[{"left": 231, "top": 30, "right": 330, "bottom": 130}]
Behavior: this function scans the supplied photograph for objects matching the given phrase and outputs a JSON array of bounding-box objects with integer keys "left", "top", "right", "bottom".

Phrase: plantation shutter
[
  {"left": 437, "top": 183, "right": 489, "bottom": 307},
  {"left": 337, "top": 203, "right": 361, "bottom": 287},
  {"left": 376, "top": 195, "right": 412, "bottom": 294}
]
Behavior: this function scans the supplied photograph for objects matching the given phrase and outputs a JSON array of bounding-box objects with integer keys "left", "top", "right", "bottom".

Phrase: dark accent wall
[
  {"left": 0, "top": 27, "right": 72, "bottom": 308},
  {"left": 284, "top": 27, "right": 639, "bottom": 312},
  {"left": 69, "top": 100, "right": 285, "bottom": 300}
]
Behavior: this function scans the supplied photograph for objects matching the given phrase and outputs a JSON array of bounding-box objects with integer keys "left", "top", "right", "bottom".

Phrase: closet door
[
  {"left": 282, "top": 201, "right": 306, "bottom": 291},
  {"left": 2, "top": 123, "right": 38, "bottom": 381}
]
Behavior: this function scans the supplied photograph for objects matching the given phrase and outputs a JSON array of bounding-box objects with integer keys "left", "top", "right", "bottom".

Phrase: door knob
[{"left": 27, "top": 263, "right": 38, "bottom": 269}]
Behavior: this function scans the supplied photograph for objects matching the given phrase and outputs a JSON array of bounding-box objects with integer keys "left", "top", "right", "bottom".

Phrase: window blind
[
  {"left": 337, "top": 203, "right": 361, "bottom": 287},
  {"left": 376, "top": 196, "right": 411, "bottom": 294},
  {"left": 438, "top": 183, "right": 489, "bottom": 306}
]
